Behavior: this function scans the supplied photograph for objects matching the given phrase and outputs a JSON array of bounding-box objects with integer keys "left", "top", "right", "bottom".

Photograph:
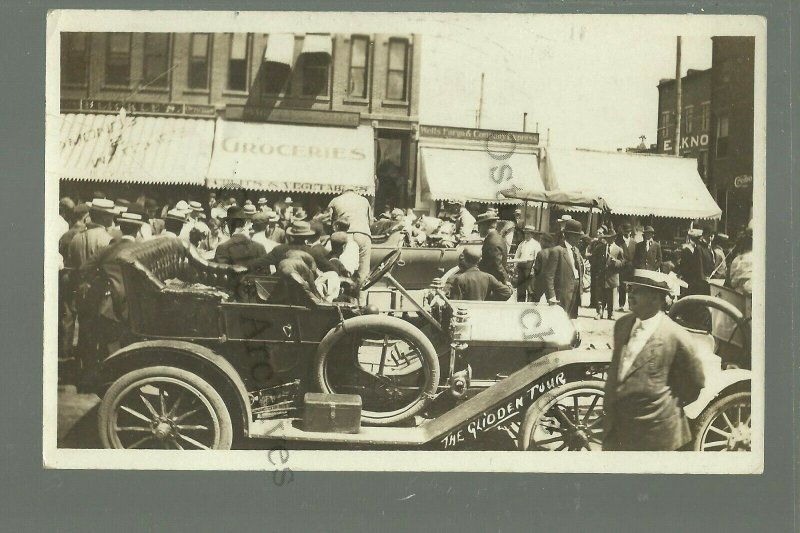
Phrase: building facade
[
  {"left": 656, "top": 68, "right": 712, "bottom": 182},
  {"left": 708, "top": 36, "right": 755, "bottom": 235},
  {"left": 60, "top": 32, "right": 422, "bottom": 208}
]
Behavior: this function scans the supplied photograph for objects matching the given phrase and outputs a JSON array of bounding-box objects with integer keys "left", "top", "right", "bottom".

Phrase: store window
[
  {"left": 105, "top": 33, "right": 132, "bottom": 86},
  {"left": 227, "top": 33, "right": 249, "bottom": 91},
  {"left": 188, "top": 33, "right": 211, "bottom": 90},
  {"left": 143, "top": 33, "right": 170, "bottom": 88},
  {"left": 700, "top": 102, "right": 711, "bottom": 131},
  {"left": 715, "top": 114, "right": 729, "bottom": 158},
  {"left": 386, "top": 39, "right": 409, "bottom": 101},
  {"left": 348, "top": 36, "right": 369, "bottom": 98},
  {"left": 61, "top": 33, "right": 89, "bottom": 86},
  {"left": 301, "top": 53, "right": 330, "bottom": 96}
]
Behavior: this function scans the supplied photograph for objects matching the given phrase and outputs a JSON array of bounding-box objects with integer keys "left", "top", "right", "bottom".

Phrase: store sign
[
  {"left": 420, "top": 124, "right": 539, "bottom": 145},
  {"left": 662, "top": 133, "right": 709, "bottom": 153},
  {"left": 733, "top": 174, "right": 753, "bottom": 188},
  {"left": 60, "top": 98, "right": 216, "bottom": 118},
  {"left": 226, "top": 105, "right": 360, "bottom": 128}
]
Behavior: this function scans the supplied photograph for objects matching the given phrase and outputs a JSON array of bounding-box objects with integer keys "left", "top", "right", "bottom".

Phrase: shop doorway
[{"left": 375, "top": 130, "right": 414, "bottom": 211}]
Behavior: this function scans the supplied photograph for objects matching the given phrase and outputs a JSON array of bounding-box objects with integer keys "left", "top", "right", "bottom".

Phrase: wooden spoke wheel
[{"left": 692, "top": 391, "right": 751, "bottom": 452}]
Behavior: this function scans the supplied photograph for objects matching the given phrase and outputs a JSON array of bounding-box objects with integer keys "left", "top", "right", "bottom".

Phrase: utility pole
[
  {"left": 476, "top": 73, "right": 485, "bottom": 129},
  {"left": 523, "top": 112, "right": 528, "bottom": 132},
  {"left": 674, "top": 36, "right": 682, "bottom": 156}
]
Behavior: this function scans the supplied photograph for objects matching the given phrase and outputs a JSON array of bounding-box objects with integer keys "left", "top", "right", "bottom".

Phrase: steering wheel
[{"left": 361, "top": 247, "right": 403, "bottom": 290}]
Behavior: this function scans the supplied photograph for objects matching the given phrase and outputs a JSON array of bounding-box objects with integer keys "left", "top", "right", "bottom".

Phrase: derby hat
[
  {"left": 225, "top": 206, "right": 247, "bottom": 220},
  {"left": 619, "top": 223, "right": 632, "bottom": 233},
  {"left": 625, "top": 269, "right": 671, "bottom": 292},
  {"left": 476, "top": 211, "right": 499, "bottom": 224},
  {"left": 602, "top": 226, "right": 617, "bottom": 238},
  {"left": 643, "top": 225, "right": 655, "bottom": 234},
  {"left": 562, "top": 219, "right": 584, "bottom": 235},
  {"left": 286, "top": 220, "right": 316, "bottom": 237}
]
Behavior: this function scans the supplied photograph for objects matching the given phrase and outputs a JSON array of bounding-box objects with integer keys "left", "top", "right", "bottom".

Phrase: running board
[{"left": 248, "top": 349, "right": 611, "bottom": 445}]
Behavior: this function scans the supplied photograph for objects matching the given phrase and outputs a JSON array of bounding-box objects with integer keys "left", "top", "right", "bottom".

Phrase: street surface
[{"left": 56, "top": 305, "right": 619, "bottom": 449}]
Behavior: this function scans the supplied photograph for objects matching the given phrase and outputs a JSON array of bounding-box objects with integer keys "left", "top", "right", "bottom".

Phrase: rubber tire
[
  {"left": 519, "top": 380, "right": 606, "bottom": 451},
  {"left": 98, "top": 365, "right": 234, "bottom": 450},
  {"left": 313, "top": 314, "right": 440, "bottom": 426},
  {"left": 690, "top": 391, "right": 751, "bottom": 452}
]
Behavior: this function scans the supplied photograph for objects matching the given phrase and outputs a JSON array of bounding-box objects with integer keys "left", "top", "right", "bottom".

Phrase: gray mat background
[{"left": 0, "top": 1, "right": 795, "bottom": 531}]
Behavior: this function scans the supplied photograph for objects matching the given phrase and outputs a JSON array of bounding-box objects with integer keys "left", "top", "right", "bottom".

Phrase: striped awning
[{"left": 54, "top": 113, "right": 214, "bottom": 185}]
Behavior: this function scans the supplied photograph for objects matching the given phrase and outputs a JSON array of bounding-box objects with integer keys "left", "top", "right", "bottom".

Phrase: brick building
[
  {"left": 656, "top": 68, "right": 712, "bottom": 181},
  {"left": 708, "top": 36, "right": 755, "bottom": 235},
  {"left": 59, "top": 32, "right": 421, "bottom": 208}
]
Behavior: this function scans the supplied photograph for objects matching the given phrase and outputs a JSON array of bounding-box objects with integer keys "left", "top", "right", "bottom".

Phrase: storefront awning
[
  {"left": 206, "top": 119, "right": 375, "bottom": 195},
  {"left": 55, "top": 113, "right": 214, "bottom": 185},
  {"left": 264, "top": 33, "right": 295, "bottom": 66},
  {"left": 542, "top": 148, "right": 721, "bottom": 219},
  {"left": 419, "top": 146, "right": 544, "bottom": 204}
]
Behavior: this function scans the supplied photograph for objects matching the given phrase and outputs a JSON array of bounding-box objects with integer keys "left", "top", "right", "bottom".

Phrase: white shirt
[
  {"left": 325, "top": 236, "right": 359, "bottom": 274},
  {"left": 252, "top": 231, "right": 279, "bottom": 253},
  {"left": 515, "top": 237, "right": 541, "bottom": 262},
  {"left": 564, "top": 241, "right": 580, "bottom": 279},
  {"left": 458, "top": 208, "right": 476, "bottom": 237},
  {"left": 618, "top": 311, "right": 664, "bottom": 379}
]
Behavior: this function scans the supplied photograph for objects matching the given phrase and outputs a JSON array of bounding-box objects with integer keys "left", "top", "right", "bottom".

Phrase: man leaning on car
[{"left": 602, "top": 269, "right": 705, "bottom": 451}]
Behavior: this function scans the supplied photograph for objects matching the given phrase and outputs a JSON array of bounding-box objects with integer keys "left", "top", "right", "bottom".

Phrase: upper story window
[
  {"left": 143, "top": 33, "right": 170, "bottom": 89},
  {"left": 700, "top": 102, "right": 711, "bottom": 131},
  {"left": 683, "top": 105, "right": 694, "bottom": 134},
  {"left": 386, "top": 38, "right": 409, "bottom": 101},
  {"left": 227, "top": 33, "right": 250, "bottom": 92},
  {"left": 660, "top": 110, "right": 671, "bottom": 133},
  {"left": 188, "top": 33, "right": 211, "bottom": 90},
  {"left": 348, "top": 35, "right": 369, "bottom": 98},
  {"left": 105, "top": 33, "right": 132, "bottom": 87},
  {"left": 301, "top": 53, "right": 330, "bottom": 96},
  {"left": 61, "top": 33, "right": 89, "bottom": 86},
  {"left": 715, "top": 114, "right": 730, "bottom": 158}
]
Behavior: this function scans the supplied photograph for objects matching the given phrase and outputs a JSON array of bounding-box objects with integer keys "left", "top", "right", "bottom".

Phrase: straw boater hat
[
  {"left": 286, "top": 220, "right": 316, "bottom": 237},
  {"left": 557, "top": 214, "right": 573, "bottom": 223},
  {"left": 475, "top": 211, "right": 499, "bottom": 224},
  {"left": 625, "top": 269, "right": 671, "bottom": 293},
  {"left": 266, "top": 211, "right": 280, "bottom": 223},
  {"left": 523, "top": 224, "right": 536, "bottom": 233},
  {"left": 189, "top": 200, "right": 204, "bottom": 212},
  {"left": 89, "top": 198, "right": 116, "bottom": 215},
  {"left": 243, "top": 204, "right": 257, "bottom": 218},
  {"left": 174, "top": 200, "right": 191, "bottom": 214},
  {"left": 165, "top": 209, "right": 187, "bottom": 222},
  {"left": 257, "top": 197, "right": 268, "bottom": 205},
  {"left": 118, "top": 212, "right": 147, "bottom": 227}
]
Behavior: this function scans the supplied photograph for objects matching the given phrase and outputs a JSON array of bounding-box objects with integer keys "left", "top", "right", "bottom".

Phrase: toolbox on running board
[{"left": 302, "top": 392, "right": 362, "bottom": 433}]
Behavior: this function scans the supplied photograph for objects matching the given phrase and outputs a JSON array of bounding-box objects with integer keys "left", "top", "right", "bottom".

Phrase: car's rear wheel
[
  {"left": 519, "top": 380, "right": 605, "bottom": 451},
  {"left": 98, "top": 366, "right": 233, "bottom": 450},
  {"left": 692, "top": 391, "right": 751, "bottom": 451}
]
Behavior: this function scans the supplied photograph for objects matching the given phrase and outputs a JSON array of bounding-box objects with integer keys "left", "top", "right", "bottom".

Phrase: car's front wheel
[
  {"left": 691, "top": 391, "right": 751, "bottom": 451},
  {"left": 98, "top": 366, "right": 233, "bottom": 450}
]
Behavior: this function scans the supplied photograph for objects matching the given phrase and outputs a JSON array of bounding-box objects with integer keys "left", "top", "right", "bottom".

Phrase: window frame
[
  {"left": 683, "top": 105, "right": 694, "bottom": 135},
  {"left": 347, "top": 35, "right": 370, "bottom": 100},
  {"left": 187, "top": 33, "right": 212, "bottom": 92},
  {"left": 700, "top": 101, "right": 711, "bottom": 131},
  {"left": 225, "top": 33, "right": 251, "bottom": 94},
  {"left": 299, "top": 51, "right": 331, "bottom": 98},
  {"left": 715, "top": 114, "right": 730, "bottom": 159},
  {"left": 104, "top": 32, "right": 133, "bottom": 88},
  {"left": 385, "top": 38, "right": 410, "bottom": 102},
  {"left": 142, "top": 33, "right": 172, "bottom": 91},
  {"left": 61, "top": 32, "right": 90, "bottom": 87}
]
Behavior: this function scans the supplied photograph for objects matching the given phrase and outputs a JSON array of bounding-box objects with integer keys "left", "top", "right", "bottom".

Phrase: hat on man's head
[
  {"left": 514, "top": 208, "right": 522, "bottom": 215},
  {"left": 251, "top": 212, "right": 270, "bottom": 224},
  {"left": 165, "top": 209, "right": 187, "bottom": 222},
  {"left": 523, "top": 225, "right": 537, "bottom": 233},
  {"left": 643, "top": 225, "right": 655, "bottom": 234},
  {"left": 266, "top": 211, "right": 280, "bottom": 222},
  {"left": 620, "top": 223, "right": 632, "bottom": 233},
  {"left": 476, "top": 211, "right": 499, "bottom": 224},
  {"left": 189, "top": 200, "right": 203, "bottom": 212},
  {"left": 286, "top": 220, "right": 316, "bottom": 237},
  {"left": 118, "top": 212, "right": 146, "bottom": 227},
  {"left": 602, "top": 226, "right": 617, "bottom": 238},
  {"left": 243, "top": 204, "right": 257, "bottom": 217},
  {"left": 257, "top": 197, "right": 268, "bottom": 205},
  {"left": 244, "top": 199, "right": 253, "bottom": 206},
  {"left": 562, "top": 219, "right": 584, "bottom": 235},
  {"left": 558, "top": 214, "right": 573, "bottom": 222},
  {"left": 175, "top": 200, "right": 190, "bottom": 213},
  {"left": 90, "top": 198, "right": 116, "bottom": 215},
  {"left": 625, "top": 269, "right": 671, "bottom": 293},
  {"left": 292, "top": 208, "right": 308, "bottom": 221},
  {"left": 284, "top": 197, "right": 294, "bottom": 204},
  {"left": 225, "top": 206, "right": 247, "bottom": 220}
]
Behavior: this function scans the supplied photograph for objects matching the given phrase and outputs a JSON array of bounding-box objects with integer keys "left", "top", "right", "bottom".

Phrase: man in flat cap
[
  {"left": 446, "top": 246, "right": 512, "bottom": 301},
  {"left": 542, "top": 219, "right": 585, "bottom": 319},
  {"left": 603, "top": 269, "right": 705, "bottom": 451}
]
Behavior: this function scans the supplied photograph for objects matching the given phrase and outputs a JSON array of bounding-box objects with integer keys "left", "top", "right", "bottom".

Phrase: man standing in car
[
  {"left": 328, "top": 186, "right": 372, "bottom": 283},
  {"left": 603, "top": 269, "right": 705, "bottom": 451}
]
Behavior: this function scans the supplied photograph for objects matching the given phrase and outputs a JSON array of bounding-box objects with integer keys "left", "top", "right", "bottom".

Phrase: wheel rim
[
  {"left": 322, "top": 330, "right": 431, "bottom": 420},
  {"left": 700, "top": 399, "right": 751, "bottom": 451},
  {"left": 108, "top": 377, "right": 221, "bottom": 450},
  {"left": 528, "top": 387, "right": 605, "bottom": 451}
]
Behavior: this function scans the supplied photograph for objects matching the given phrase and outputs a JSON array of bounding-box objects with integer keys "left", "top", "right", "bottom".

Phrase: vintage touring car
[{"left": 84, "top": 236, "right": 751, "bottom": 452}]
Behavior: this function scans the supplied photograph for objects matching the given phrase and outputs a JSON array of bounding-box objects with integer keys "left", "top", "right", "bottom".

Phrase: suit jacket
[
  {"left": 679, "top": 242, "right": 715, "bottom": 294},
  {"left": 478, "top": 229, "right": 509, "bottom": 283},
  {"left": 446, "top": 266, "right": 513, "bottom": 301},
  {"left": 603, "top": 313, "right": 705, "bottom": 451},
  {"left": 618, "top": 237, "right": 636, "bottom": 279},
  {"left": 542, "top": 243, "right": 584, "bottom": 317},
  {"left": 531, "top": 247, "right": 553, "bottom": 302},
  {"left": 634, "top": 239, "right": 663, "bottom": 271},
  {"left": 81, "top": 237, "right": 138, "bottom": 323},
  {"left": 214, "top": 233, "right": 267, "bottom": 269},
  {"left": 598, "top": 242, "right": 624, "bottom": 288}
]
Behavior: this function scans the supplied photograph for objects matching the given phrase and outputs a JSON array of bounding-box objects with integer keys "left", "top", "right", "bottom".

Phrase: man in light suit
[
  {"left": 634, "top": 225, "right": 662, "bottom": 271},
  {"left": 603, "top": 269, "right": 705, "bottom": 451},
  {"left": 543, "top": 219, "right": 585, "bottom": 319}
]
